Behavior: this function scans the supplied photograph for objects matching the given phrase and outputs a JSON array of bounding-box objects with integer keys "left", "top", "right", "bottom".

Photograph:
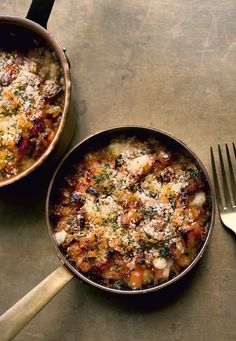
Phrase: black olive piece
[
  {"left": 139, "top": 256, "right": 146, "bottom": 265},
  {"left": 137, "top": 251, "right": 146, "bottom": 265},
  {"left": 115, "top": 154, "right": 123, "bottom": 168},
  {"left": 107, "top": 249, "right": 116, "bottom": 258},
  {"left": 77, "top": 210, "right": 85, "bottom": 229},
  {"left": 67, "top": 219, "right": 78, "bottom": 231},
  {"left": 149, "top": 191, "right": 157, "bottom": 198},
  {"left": 15, "top": 135, "right": 23, "bottom": 148},
  {"left": 59, "top": 244, "right": 67, "bottom": 253},
  {"left": 32, "top": 117, "right": 45, "bottom": 132},
  {"left": 86, "top": 186, "right": 99, "bottom": 197},
  {"left": 51, "top": 211, "right": 61, "bottom": 224},
  {"left": 70, "top": 191, "right": 84, "bottom": 205},
  {"left": 179, "top": 229, "right": 189, "bottom": 242},
  {"left": 139, "top": 240, "right": 148, "bottom": 251},
  {"left": 180, "top": 188, "right": 188, "bottom": 204}
]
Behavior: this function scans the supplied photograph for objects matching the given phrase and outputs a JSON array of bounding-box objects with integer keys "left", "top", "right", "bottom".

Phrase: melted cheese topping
[
  {"left": 0, "top": 48, "right": 64, "bottom": 181},
  {"left": 53, "top": 136, "right": 211, "bottom": 290}
]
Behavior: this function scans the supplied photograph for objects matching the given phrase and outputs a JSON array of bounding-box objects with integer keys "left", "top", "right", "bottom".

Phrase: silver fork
[{"left": 210, "top": 143, "right": 236, "bottom": 234}]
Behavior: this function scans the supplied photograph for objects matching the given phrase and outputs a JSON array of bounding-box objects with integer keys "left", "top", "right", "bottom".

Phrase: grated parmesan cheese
[
  {"left": 0, "top": 48, "right": 64, "bottom": 181},
  {"left": 52, "top": 136, "right": 211, "bottom": 290}
]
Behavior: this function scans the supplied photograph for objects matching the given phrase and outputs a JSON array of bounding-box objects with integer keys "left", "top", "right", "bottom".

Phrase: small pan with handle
[
  {"left": 0, "top": 126, "right": 215, "bottom": 340},
  {"left": 0, "top": 0, "right": 74, "bottom": 188}
]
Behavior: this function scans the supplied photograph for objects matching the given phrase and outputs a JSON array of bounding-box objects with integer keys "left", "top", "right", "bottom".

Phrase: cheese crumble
[
  {"left": 52, "top": 136, "right": 211, "bottom": 290},
  {"left": 0, "top": 48, "right": 64, "bottom": 181}
]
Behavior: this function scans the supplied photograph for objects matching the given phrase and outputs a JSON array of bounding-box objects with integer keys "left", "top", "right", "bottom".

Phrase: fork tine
[
  {"left": 233, "top": 142, "right": 236, "bottom": 159},
  {"left": 225, "top": 144, "right": 236, "bottom": 204},
  {"left": 218, "top": 144, "right": 231, "bottom": 207},
  {"left": 210, "top": 147, "right": 223, "bottom": 210}
]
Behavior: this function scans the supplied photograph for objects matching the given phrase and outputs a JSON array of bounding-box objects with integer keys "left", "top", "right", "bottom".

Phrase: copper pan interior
[
  {"left": 0, "top": 17, "right": 71, "bottom": 187},
  {"left": 46, "top": 126, "right": 215, "bottom": 295}
]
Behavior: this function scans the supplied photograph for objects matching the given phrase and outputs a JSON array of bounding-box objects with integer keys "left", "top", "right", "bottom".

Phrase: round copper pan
[
  {"left": 46, "top": 126, "right": 215, "bottom": 294},
  {"left": 0, "top": 126, "right": 215, "bottom": 339},
  {"left": 0, "top": 1, "right": 73, "bottom": 187}
]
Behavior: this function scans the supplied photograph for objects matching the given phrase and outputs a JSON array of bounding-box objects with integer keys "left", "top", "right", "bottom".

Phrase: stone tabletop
[{"left": 0, "top": 1, "right": 235, "bottom": 340}]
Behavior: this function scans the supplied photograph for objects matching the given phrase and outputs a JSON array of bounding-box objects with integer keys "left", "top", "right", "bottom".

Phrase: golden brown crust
[
  {"left": 0, "top": 48, "right": 64, "bottom": 181},
  {"left": 53, "top": 137, "right": 211, "bottom": 290}
]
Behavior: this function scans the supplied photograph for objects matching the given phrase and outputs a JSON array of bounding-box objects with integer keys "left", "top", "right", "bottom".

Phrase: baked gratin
[
  {"left": 0, "top": 48, "right": 64, "bottom": 181},
  {"left": 52, "top": 136, "right": 211, "bottom": 290}
]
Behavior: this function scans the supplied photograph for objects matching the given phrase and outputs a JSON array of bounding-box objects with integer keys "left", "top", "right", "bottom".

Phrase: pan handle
[
  {"left": 26, "top": 0, "right": 55, "bottom": 29},
  {"left": 0, "top": 264, "right": 74, "bottom": 340}
]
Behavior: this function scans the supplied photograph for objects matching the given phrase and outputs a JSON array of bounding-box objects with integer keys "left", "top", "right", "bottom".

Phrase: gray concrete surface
[{"left": 0, "top": 0, "right": 235, "bottom": 340}]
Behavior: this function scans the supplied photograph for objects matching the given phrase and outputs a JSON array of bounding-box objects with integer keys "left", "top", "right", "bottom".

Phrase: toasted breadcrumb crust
[
  {"left": 0, "top": 48, "right": 64, "bottom": 181},
  {"left": 53, "top": 136, "right": 211, "bottom": 290}
]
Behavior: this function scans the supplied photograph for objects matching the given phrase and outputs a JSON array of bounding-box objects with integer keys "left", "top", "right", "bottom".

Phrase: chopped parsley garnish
[
  {"left": 95, "top": 203, "right": 100, "bottom": 211},
  {"left": 185, "top": 168, "right": 200, "bottom": 178},
  {"left": 167, "top": 194, "right": 176, "bottom": 209},
  {"left": 113, "top": 280, "right": 124, "bottom": 290},
  {"left": 93, "top": 173, "right": 109, "bottom": 184},
  {"left": 159, "top": 243, "right": 170, "bottom": 257},
  {"left": 13, "top": 86, "right": 24, "bottom": 96},
  {"left": 6, "top": 155, "right": 14, "bottom": 161},
  {"left": 117, "top": 180, "right": 125, "bottom": 189},
  {"left": 111, "top": 223, "right": 120, "bottom": 231},
  {"left": 67, "top": 219, "right": 78, "bottom": 228},
  {"left": 102, "top": 163, "right": 112, "bottom": 170}
]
